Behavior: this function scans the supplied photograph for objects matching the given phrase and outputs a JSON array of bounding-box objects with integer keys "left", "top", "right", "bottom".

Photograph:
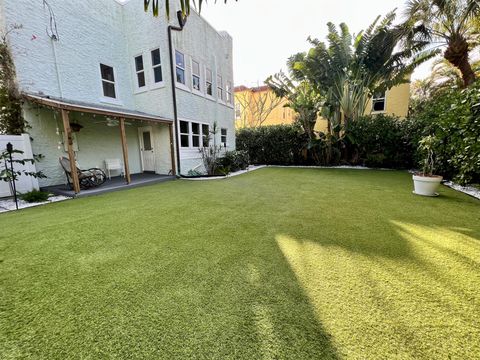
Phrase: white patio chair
[{"left": 104, "top": 158, "right": 123, "bottom": 179}]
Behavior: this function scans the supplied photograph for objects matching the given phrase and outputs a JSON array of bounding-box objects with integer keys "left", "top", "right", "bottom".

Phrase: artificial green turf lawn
[{"left": 1, "top": 168, "right": 479, "bottom": 359}]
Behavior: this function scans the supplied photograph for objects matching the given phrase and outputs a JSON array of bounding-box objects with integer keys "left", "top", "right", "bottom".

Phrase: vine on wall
[{"left": 0, "top": 24, "right": 27, "bottom": 135}]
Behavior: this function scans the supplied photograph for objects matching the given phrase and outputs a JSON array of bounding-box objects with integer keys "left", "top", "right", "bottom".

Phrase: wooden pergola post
[
  {"left": 119, "top": 118, "right": 131, "bottom": 184},
  {"left": 169, "top": 123, "right": 176, "bottom": 176},
  {"left": 61, "top": 109, "right": 80, "bottom": 193}
]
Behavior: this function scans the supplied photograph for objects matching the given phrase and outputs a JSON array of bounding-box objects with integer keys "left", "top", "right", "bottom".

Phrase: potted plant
[{"left": 412, "top": 135, "right": 443, "bottom": 196}]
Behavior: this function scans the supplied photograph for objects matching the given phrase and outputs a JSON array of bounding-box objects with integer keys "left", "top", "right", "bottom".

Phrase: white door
[{"left": 138, "top": 127, "right": 155, "bottom": 172}]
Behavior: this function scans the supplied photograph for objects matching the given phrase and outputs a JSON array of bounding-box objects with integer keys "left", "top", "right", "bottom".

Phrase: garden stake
[{"left": 6, "top": 142, "right": 18, "bottom": 210}]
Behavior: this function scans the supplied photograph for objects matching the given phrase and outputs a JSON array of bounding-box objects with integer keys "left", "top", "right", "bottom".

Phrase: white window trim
[
  {"left": 190, "top": 57, "right": 203, "bottom": 97},
  {"left": 226, "top": 80, "right": 233, "bottom": 107},
  {"left": 132, "top": 53, "right": 148, "bottom": 94},
  {"left": 150, "top": 47, "right": 165, "bottom": 90},
  {"left": 178, "top": 118, "right": 211, "bottom": 150},
  {"left": 217, "top": 73, "right": 225, "bottom": 104},
  {"left": 372, "top": 91, "right": 387, "bottom": 113},
  {"left": 174, "top": 49, "right": 190, "bottom": 93},
  {"left": 204, "top": 65, "right": 215, "bottom": 101},
  {"left": 98, "top": 63, "right": 122, "bottom": 105}
]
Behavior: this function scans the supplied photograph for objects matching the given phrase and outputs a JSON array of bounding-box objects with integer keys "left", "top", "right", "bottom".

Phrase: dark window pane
[
  {"left": 193, "top": 75, "right": 200, "bottom": 90},
  {"left": 192, "top": 135, "right": 200, "bottom": 147},
  {"left": 153, "top": 66, "right": 162, "bottom": 83},
  {"left": 192, "top": 122, "right": 200, "bottom": 134},
  {"left": 202, "top": 124, "right": 209, "bottom": 135},
  {"left": 102, "top": 81, "right": 116, "bottom": 98},
  {"left": 202, "top": 124, "right": 209, "bottom": 147},
  {"left": 137, "top": 72, "right": 146, "bottom": 87},
  {"left": 151, "top": 49, "right": 161, "bottom": 66},
  {"left": 180, "top": 121, "right": 189, "bottom": 134},
  {"left": 135, "top": 56, "right": 144, "bottom": 71},
  {"left": 176, "top": 68, "right": 185, "bottom": 84},
  {"left": 180, "top": 134, "right": 189, "bottom": 147},
  {"left": 143, "top": 131, "right": 152, "bottom": 150},
  {"left": 373, "top": 100, "right": 385, "bottom": 112},
  {"left": 175, "top": 51, "right": 184, "bottom": 68},
  {"left": 100, "top": 64, "right": 115, "bottom": 81},
  {"left": 206, "top": 82, "right": 212, "bottom": 95}
]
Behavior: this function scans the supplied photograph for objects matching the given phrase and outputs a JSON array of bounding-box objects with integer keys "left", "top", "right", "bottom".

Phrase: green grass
[{"left": 1, "top": 168, "right": 479, "bottom": 359}]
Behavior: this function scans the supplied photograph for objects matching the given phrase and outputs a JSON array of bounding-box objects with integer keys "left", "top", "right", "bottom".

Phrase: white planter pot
[{"left": 412, "top": 174, "right": 443, "bottom": 196}]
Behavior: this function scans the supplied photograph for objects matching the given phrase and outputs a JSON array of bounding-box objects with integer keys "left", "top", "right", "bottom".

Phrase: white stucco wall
[{"left": 1, "top": 0, "right": 235, "bottom": 176}]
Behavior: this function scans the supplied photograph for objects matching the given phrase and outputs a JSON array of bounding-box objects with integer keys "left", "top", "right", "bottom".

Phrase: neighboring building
[
  {"left": 315, "top": 83, "right": 411, "bottom": 132},
  {"left": 234, "top": 85, "right": 295, "bottom": 128},
  {"left": 0, "top": 0, "right": 235, "bottom": 192},
  {"left": 234, "top": 83, "right": 410, "bottom": 131}
]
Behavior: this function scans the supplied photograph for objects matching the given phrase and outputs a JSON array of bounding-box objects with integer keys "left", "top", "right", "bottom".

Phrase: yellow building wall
[
  {"left": 236, "top": 83, "right": 410, "bottom": 131},
  {"left": 234, "top": 88, "right": 296, "bottom": 128},
  {"left": 315, "top": 83, "right": 411, "bottom": 133}
]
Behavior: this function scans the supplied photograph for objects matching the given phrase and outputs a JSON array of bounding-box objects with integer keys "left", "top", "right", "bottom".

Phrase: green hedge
[
  {"left": 236, "top": 125, "right": 308, "bottom": 165},
  {"left": 346, "top": 114, "right": 425, "bottom": 169}
]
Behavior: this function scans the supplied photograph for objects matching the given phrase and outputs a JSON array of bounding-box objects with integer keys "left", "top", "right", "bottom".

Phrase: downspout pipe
[{"left": 168, "top": 11, "right": 187, "bottom": 176}]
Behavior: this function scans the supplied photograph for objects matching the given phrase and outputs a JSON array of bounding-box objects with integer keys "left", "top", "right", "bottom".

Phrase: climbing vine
[{"left": 0, "top": 24, "right": 27, "bottom": 135}]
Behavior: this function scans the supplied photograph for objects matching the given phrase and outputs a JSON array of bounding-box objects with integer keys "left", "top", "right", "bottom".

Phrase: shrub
[
  {"left": 236, "top": 124, "right": 309, "bottom": 165},
  {"left": 410, "top": 81, "right": 480, "bottom": 184},
  {"left": 20, "top": 190, "right": 50, "bottom": 203},
  {"left": 346, "top": 114, "right": 421, "bottom": 169},
  {"left": 216, "top": 150, "right": 250, "bottom": 173}
]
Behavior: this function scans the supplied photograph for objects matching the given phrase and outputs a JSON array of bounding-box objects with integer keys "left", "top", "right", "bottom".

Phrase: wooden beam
[
  {"left": 61, "top": 109, "right": 80, "bottom": 193},
  {"left": 119, "top": 118, "right": 131, "bottom": 184},
  {"left": 169, "top": 123, "right": 176, "bottom": 176}
]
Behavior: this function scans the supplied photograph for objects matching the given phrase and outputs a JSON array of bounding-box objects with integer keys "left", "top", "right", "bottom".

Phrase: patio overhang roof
[
  {"left": 23, "top": 93, "right": 174, "bottom": 125},
  {"left": 23, "top": 93, "right": 177, "bottom": 194}
]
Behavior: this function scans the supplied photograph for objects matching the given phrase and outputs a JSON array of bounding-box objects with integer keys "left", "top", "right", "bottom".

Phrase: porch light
[{"left": 70, "top": 123, "right": 83, "bottom": 132}]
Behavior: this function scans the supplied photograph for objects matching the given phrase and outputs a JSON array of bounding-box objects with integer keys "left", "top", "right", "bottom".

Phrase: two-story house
[{"left": 0, "top": 0, "right": 235, "bottom": 193}]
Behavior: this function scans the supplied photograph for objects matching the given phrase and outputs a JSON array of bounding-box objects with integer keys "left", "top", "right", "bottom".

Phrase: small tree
[
  {"left": 1, "top": 143, "right": 46, "bottom": 208},
  {"left": 199, "top": 121, "right": 223, "bottom": 175}
]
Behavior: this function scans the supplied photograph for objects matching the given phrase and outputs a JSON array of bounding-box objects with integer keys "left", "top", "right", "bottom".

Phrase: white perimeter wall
[{"left": 0, "top": 134, "right": 39, "bottom": 197}]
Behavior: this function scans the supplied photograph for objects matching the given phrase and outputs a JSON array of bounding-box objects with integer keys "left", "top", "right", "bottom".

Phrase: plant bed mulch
[{"left": 0, "top": 194, "right": 71, "bottom": 213}]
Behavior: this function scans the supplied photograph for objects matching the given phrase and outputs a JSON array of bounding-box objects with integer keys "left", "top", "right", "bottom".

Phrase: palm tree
[
  {"left": 144, "top": 0, "right": 233, "bottom": 17},
  {"left": 403, "top": 0, "right": 480, "bottom": 87},
  {"left": 278, "top": 11, "right": 433, "bottom": 128}
]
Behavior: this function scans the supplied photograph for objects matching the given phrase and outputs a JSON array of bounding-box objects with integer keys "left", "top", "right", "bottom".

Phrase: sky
[{"left": 199, "top": 0, "right": 433, "bottom": 87}]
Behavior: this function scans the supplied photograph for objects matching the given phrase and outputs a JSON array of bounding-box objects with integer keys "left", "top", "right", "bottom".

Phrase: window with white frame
[
  {"left": 179, "top": 120, "right": 210, "bottom": 148},
  {"left": 226, "top": 81, "right": 233, "bottom": 104},
  {"left": 134, "top": 55, "right": 146, "bottom": 88},
  {"left": 175, "top": 50, "right": 186, "bottom": 85},
  {"left": 151, "top": 48, "right": 163, "bottom": 83},
  {"left": 221, "top": 128, "right": 227, "bottom": 147},
  {"left": 206, "top": 68, "right": 213, "bottom": 96},
  {"left": 372, "top": 91, "right": 386, "bottom": 112},
  {"left": 100, "top": 64, "right": 116, "bottom": 98},
  {"left": 217, "top": 74, "right": 223, "bottom": 101},
  {"left": 192, "top": 60, "right": 201, "bottom": 91}
]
